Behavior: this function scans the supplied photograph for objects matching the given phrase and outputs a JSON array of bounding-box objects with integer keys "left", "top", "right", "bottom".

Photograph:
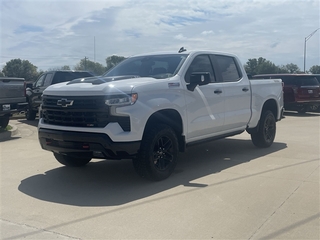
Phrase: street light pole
[{"left": 304, "top": 28, "right": 320, "bottom": 73}]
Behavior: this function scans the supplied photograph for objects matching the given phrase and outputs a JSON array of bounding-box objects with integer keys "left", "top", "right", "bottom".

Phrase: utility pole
[
  {"left": 84, "top": 56, "right": 87, "bottom": 70},
  {"left": 303, "top": 28, "right": 320, "bottom": 73},
  {"left": 94, "top": 36, "right": 96, "bottom": 62}
]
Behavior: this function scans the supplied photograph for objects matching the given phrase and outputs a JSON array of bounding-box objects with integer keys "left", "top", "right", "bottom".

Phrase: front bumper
[
  {"left": 0, "top": 102, "right": 28, "bottom": 116},
  {"left": 38, "top": 128, "right": 141, "bottom": 159}
]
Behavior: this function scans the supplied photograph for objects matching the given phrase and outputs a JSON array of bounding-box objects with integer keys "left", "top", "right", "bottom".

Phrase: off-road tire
[
  {"left": 251, "top": 110, "right": 276, "bottom": 148},
  {"left": 53, "top": 153, "right": 92, "bottom": 167},
  {"left": 25, "top": 102, "right": 37, "bottom": 120},
  {"left": 0, "top": 115, "right": 10, "bottom": 129},
  {"left": 133, "top": 124, "right": 179, "bottom": 181}
]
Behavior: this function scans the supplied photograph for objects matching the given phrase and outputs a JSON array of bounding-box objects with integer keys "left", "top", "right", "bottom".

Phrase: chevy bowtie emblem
[{"left": 57, "top": 98, "right": 74, "bottom": 107}]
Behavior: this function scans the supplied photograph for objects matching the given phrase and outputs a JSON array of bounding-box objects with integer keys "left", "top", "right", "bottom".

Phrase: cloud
[
  {"left": 174, "top": 34, "right": 187, "bottom": 40},
  {"left": 1, "top": 0, "right": 319, "bottom": 71},
  {"left": 201, "top": 30, "right": 214, "bottom": 36},
  {"left": 270, "top": 42, "right": 280, "bottom": 48}
]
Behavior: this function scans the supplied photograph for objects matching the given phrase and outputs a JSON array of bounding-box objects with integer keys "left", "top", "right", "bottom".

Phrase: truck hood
[{"left": 43, "top": 75, "right": 162, "bottom": 96}]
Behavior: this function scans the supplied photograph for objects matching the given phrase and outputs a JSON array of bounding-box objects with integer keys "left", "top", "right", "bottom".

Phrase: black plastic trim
[
  {"left": 186, "top": 130, "right": 244, "bottom": 147},
  {"left": 38, "top": 128, "right": 140, "bottom": 159}
]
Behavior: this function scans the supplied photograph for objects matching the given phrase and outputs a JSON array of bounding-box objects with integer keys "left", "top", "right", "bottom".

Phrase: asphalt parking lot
[{"left": 0, "top": 112, "right": 319, "bottom": 239}]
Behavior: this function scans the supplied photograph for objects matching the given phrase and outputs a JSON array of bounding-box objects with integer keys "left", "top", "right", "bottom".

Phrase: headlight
[{"left": 105, "top": 93, "right": 138, "bottom": 106}]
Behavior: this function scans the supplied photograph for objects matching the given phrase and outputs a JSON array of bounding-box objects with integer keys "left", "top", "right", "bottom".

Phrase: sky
[{"left": 0, "top": 0, "right": 319, "bottom": 72}]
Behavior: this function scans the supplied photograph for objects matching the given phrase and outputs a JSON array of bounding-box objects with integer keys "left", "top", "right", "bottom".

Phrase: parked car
[
  {"left": 0, "top": 77, "right": 27, "bottom": 128},
  {"left": 38, "top": 50, "right": 283, "bottom": 181},
  {"left": 252, "top": 74, "right": 320, "bottom": 113},
  {"left": 26, "top": 70, "right": 94, "bottom": 120}
]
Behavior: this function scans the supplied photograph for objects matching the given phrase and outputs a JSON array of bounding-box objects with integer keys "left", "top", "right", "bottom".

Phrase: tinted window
[
  {"left": 276, "top": 76, "right": 318, "bottom": 86},
  {"left": 185, "top": 55, "right": 215, "bottom": 83},
  {"left": 52, "top": 72, "right": 93, "bottom": 84},
  {"left": 104, "top": 54, "right": 188, "bottom": 79},
  {"left": 215, "top": 55, "right": 241, "bottom": 82},
  {"left": 296, "top": 77, "right": 319, "bottom": 86},
  {"left": 313, "top": 76, "right": 320, "bottom": 83},
  {"left": 35, "top": 74, "right": 45, "bottom": 87},
  {"left": 43, "top": 73, "right": 53, "bottom": 87}
]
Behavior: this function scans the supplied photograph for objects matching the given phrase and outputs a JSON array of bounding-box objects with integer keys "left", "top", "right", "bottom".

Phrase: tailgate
[
  {"left": 296, "top": 77, "right": 320, "bottom": 100},
  {"left": 0, "top": 78, "right": 25, "bottom": 99},
  {"left": 298, "top": 86, "right": 320, "bottom": 99}
]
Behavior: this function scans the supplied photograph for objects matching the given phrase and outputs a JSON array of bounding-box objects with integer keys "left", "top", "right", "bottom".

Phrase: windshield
[{"left": 103, "top": 54, "right": 188, "bottom": 79}]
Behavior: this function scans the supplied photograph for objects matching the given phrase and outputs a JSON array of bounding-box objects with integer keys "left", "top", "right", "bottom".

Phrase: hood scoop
[{"left": 67, "top": 75, "right": 141, "bottom": 85}]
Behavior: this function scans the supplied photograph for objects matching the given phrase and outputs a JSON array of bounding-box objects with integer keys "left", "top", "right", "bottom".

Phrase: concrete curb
[{"left": 0, "top": 124, "right": 18, "bottom": 141}]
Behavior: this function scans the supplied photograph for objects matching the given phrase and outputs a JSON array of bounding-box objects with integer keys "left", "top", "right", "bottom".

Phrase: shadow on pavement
[
  {"left": 18, "top": 138, "right": 287, "bottom": 207},
  {"left": 17, "top": 119, "right": 39, "bottom": 127}
]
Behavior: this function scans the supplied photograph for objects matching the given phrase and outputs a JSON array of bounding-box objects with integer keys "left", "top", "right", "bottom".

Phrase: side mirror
[{"left": 187, "top": 72, "right": 211, "bottom": 91}]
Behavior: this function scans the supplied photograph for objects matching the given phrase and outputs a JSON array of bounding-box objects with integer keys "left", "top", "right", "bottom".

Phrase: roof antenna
[{"left": 178, "top": 47, "right": 186, "bottom": 53}]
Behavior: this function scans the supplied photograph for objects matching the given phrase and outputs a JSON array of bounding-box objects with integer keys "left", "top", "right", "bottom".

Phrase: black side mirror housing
[{"left": 187, "top": 72, "right": 211, "bottom": 91}]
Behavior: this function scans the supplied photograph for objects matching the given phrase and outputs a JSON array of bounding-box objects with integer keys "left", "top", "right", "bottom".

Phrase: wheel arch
[
  {"left": 247, "top": 98, "right": 278, "bottom": 134},
  {"left": 262, "top": 98, "right": 278, "bottom": 120},
  {"left": 144, "top": 109, "right": 185, "bottom": 152}
]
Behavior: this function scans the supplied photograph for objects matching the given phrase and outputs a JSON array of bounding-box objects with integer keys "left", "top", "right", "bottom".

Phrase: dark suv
[
  {"left": 253, "top": 74, "right": 320, "bottom": 113},
  {"left": 26, "top": 70, "right": 94, "bottom": 120}
]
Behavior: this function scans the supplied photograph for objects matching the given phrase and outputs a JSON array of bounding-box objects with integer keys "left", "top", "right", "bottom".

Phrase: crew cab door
[
  {"left": 212, "top": 54, "right": 251, "bottom": 131},
  {"left": 31, "top": 73, "right": 53, "bottom": 108},
  {"left": 184, "top": 54, "right": 225, "bottom": 141}
]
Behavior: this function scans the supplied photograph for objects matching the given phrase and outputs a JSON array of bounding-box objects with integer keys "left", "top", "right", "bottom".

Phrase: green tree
[
  {"left": 2, "top": 59, "right": 38, "bottom": 81},
  {"left": 105, "top": 55, "right": 126, "bottom": 71},
  {"left": 61, "top": 65, "right": 70, "bottom": 70},
  {"left": 244, "top": 58, "right": 258, "bottom": 75},
  {"left": 47, "top": 65, "right": 71, "bottom": 71},
  {"left": 0, "top": 71, "right": 4, "bottom": 77},
  {"left": 279, "top": 63, "right": 300, "bottom": 73},
  {"left": 244, "top": 57, "right": 284, "bottom": 75},
  {"left": 74, "top": 58, "right": 106, "bottom": 75},
  {"left": 255, "top": 57, "right": 279, "bottom": 74},
  {"left": 309, "top": 65, "right": 320, "bottom": 74}
]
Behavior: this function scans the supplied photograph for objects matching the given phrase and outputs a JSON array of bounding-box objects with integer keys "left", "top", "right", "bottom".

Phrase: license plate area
[{"left": 2, "top": 104, "right": 10, "bottom": 111}]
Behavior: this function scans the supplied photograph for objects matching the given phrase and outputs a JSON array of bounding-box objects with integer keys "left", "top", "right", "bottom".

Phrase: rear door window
[
  {"left": 295, "top": 77, "right": 319, "bottom": 86},
  {"left": 214, "top": 55, "right": 241, "bottom": 82}
]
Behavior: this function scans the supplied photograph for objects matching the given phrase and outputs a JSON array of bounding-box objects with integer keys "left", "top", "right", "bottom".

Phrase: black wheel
[
  {"left": 251, "top": 110, "right": 276, "bottom": 148},
  {"left": 0, "top": 115, "right": 10, "bottom": 129},
  {"left": 133, "top": 124, "right": 179, "bottom": 181},
  {"left": 53, "top": 152, "right": 92, "bottom": 167},
  {"left": 25, "top": 102, "right": 37, "bottom": 120}
]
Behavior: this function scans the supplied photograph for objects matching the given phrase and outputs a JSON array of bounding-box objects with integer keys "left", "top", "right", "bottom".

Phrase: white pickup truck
[{"left": 38, "top": 50, "right": 284, "bottom": 180}]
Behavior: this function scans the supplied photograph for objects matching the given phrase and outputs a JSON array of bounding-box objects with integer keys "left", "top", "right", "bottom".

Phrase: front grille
[{"left": 42, "top": 95, "right": 130, "bottom": 131}]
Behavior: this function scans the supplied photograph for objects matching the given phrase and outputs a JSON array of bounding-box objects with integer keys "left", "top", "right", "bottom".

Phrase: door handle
[
  {"left": 214, "top": 89, "right": 222, "bottom": 94},
  {"left": 242, "top": 87, "right": 249, "bottom": 92}
]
